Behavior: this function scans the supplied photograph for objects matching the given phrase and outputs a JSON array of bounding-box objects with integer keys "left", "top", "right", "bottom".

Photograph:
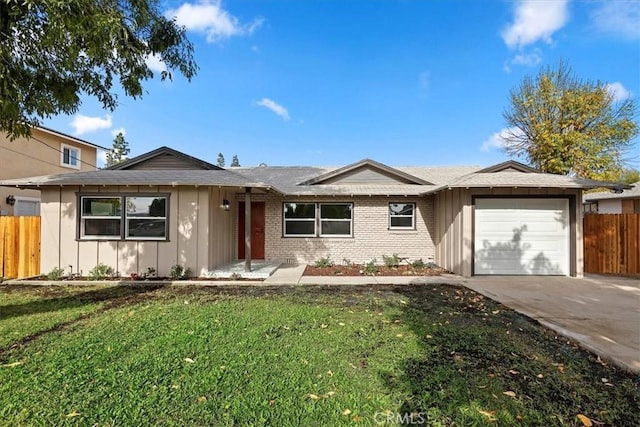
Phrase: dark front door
[{"left": 238, "top": 202, "right": 265, "bottom": 260}]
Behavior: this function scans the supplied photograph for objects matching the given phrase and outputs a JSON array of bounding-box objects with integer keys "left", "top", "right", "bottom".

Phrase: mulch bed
[{"left": 303, "top": 264, "right": 448, "bottom": 276}]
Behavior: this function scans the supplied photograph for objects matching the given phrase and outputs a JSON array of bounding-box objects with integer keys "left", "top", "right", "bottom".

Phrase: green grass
[{"left": 0, "top": 284, "right": 637, "bottom": 426}]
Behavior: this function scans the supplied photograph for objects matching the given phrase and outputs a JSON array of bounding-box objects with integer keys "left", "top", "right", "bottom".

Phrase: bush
[
  {"left": 314, "top": 257, "right": 334, "bottom": 268},
  {"left": 170, "top": 264, "right": 192, "bottom": 280},
  {"left": 382, "top": 254, "right": 406, "bottom": 268},
  {"left": 88, "top": 263, "right": 115, "bottom": 280},
  {"left": 410, "top": 259, "right": 426, "bottom": 269},
  {"left": 363, "top": 259, "right": 378, "bottom": 275},
  {"left": 46, "top": 267, "right": 65, "bottom": 280}
]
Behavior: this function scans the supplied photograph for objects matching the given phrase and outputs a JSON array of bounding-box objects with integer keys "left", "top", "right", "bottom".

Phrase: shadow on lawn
[
  {"left": 0, "top": 284, "right": 165, "bottom": 321},
  {"left": 386, "top": 284, "right": 640, "bottom": 426}
]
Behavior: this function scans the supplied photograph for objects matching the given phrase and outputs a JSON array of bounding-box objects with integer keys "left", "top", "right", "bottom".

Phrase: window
[
  {"left": 80, "top": 195, "right": 168, "bottom": 240},
  {"left": 61, "top": 144, "right": 81, "bottom": 169},
  {"left": 284, "top": 203, "right": 316, "bottom": 236},
  {"left": 283, "top": 202, "right": 353, "bottom": 237},
  {"left": 389, "top": 203, "right": 415, "bottom": 229},
  {"left": 320, "top": 204, "right": 352, "bottom": 236}
]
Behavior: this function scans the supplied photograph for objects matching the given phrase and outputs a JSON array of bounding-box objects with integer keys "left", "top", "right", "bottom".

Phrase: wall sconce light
[
  {"left": 220, "top": 199, "right": 230, "bottom": 211},
  {"left": 6, "top": 195, "right": 16, "bottom": 206}
]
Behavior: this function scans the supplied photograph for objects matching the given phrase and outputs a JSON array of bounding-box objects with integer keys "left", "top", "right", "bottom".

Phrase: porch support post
[{"left": 244, "top": 187, "right": 252, "bottom": 272}]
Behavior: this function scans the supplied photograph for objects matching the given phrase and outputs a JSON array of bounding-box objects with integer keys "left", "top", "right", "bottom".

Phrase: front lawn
[{"left": 0, "top": 284, "right": 637, "bottom": 426}]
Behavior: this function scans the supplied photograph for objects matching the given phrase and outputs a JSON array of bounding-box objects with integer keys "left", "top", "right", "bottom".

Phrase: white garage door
[{"left": 474, "top": 198, "right": 569, "bottom": 275}]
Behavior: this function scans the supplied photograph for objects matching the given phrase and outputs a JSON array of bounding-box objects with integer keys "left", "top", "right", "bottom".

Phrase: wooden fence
[
  {"left": 0, "top": 216, "right": 41, "bottom": 279},
  {"left": 584, "top": 214, "right": 640, "bottom": 275}
]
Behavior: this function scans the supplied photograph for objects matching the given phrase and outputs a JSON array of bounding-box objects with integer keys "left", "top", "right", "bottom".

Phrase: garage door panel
[{"left": 474, "top": 198, "right": 569, "bottom": 275}]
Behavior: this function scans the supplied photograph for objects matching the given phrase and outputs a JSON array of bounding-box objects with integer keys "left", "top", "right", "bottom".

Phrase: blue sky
[{"left": 44, "top": 0, "right": 640, "bottom": 168}]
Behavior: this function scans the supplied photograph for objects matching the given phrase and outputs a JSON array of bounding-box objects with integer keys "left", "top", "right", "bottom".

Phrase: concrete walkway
[{"left": 265, "top": 266, "right": 640, "bottom": 372}]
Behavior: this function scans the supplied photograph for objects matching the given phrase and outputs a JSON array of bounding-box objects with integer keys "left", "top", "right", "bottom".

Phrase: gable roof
[
  {"left": 107, "top": 146, "right": 221, "bottom": 170},
  {"left": 35, "top": 126, "right": 109, "bottom": 150},
  {"left": 299, "top": 159, "right": 433, "bottom": 185},
  {"left": 584, "top": 182, "right": 640, "bottom": 201},
  {"left": 476, "top": 160, "right": 539, "bottom": 173}
]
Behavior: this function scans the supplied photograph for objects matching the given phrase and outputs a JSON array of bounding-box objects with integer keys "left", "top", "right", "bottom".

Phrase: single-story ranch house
[{"left": 0, "top": 146, "right": 624, "bottom": 278}]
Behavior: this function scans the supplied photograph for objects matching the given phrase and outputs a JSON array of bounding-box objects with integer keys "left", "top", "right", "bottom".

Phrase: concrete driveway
[{"left": 462, "top": 275, "right": 640, "bottom": 373}]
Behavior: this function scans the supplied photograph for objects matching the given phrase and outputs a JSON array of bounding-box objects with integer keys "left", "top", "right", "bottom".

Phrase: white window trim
[
  {"left": 283, "top": 203, "right": 316, "bottom": 237},
  {"left": 79, "top": 194, "right": 169, "bottom": 241},
  {"left": 283, "top": 202, "right": 353, "bottom": 238},
  {"left": 61, "top": 143, "right": 81, "bottom": 169},
  {"left": 80, "top": 196, "right": 122, "bottom": 240},
  {"left": 389, "top": 202, "right": 416, "bottom": 230},
  {"left": 319, "top": 203, "right": 353, "bottom": 237}
]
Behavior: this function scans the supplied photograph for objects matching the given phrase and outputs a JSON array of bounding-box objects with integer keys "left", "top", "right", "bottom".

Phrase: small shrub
[
  {"left": 363, "top": 258, "right": 378, "bottom": 275},
  {"left": 382, "top": 254, "right": 406, "bottom": 268},
  {"left": 342, "top": 258, "right": 354, "bottom": 267},
  {"left": 46, "top": 267, "right": 65, "bottom": 280},
  {"left": 425, "top": 261, "right": 439, "bottom": 269},
  {"left": 314, "top": 257, "right": 334, "bottom": 268},
  {"left": 170, "top": 264, "right": 192, "bottom": 280},
  {"left": 142, "top": 267, "right": 156, "bottom": 279},
  {"left": 229, "top": 272, "right": 242, "bottom": 281},
  {"left": 410, "top": 258, "right": 426, "bottom": 269},
  {"left": 130, "top": 273, "right": 140, "bottom": 281},
  {"left": 88, "top": 263, "right": 115, "bottom": 280}
]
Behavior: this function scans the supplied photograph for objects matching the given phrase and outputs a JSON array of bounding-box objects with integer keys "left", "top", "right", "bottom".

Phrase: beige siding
[
  {"left": 209, "top": 188, "right": 236, "bottom": 267},
  {"left": 434, "top": 187, "right": 583, "bottom": 277},
  {"left": 125, "top": 154, "right": 209, "bottom": 170},
  {"left": 40, "top": 185, "right": 224, "bottom": 278},
  {"left": 1, "top": 128, "right": 99, "bottom": 216},
  {"left": 323, "top": 167, "right": 414, "bottom": 184},
  {"left": 237, "top": 193, "right": 436, "bottom": 265}
]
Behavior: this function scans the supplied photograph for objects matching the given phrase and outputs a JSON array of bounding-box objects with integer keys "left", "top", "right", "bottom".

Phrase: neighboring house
[
  {"left": 0, "top": 127, "right": 106, "bottom": 216},
  {"left": 0, "top": 146, "right": 624, "bottom": 278},
  {"left": 583, "top": 182, "right": 640, "bottom": 214}
]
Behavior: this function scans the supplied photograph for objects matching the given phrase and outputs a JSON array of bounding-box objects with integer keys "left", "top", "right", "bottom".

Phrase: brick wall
[{"left": 234, "top": 193, "right": 436, "bottom": 265}]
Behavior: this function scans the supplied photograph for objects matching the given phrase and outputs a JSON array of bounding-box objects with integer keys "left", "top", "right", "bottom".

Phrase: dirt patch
[{"left": 304, "top": 264, "right": 448, "bottom": 276}]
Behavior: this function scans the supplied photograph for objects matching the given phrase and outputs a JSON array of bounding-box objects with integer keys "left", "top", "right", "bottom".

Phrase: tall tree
[
  {"left": 502, "top": 61, "right": 637, "bottom": 180},
  {"left": 230, "top": 155, "right": 240, "bottom": 167},
  {"left": 0, "top": 1, "right": 197, "bottom": 139},
  {"left": 105, "top": 132, "right": 130, "bottom": 167},
  {"left": 216, "top": 153, "right": 225, "bottom": 167}
]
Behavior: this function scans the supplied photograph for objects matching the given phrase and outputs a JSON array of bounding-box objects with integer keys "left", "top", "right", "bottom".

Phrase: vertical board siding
[
  {"left": 0, "top": 216, "right": 40, "bottom": 278},
  {"left": 584, "top": 214, "right": 640, "bottom": 274}
]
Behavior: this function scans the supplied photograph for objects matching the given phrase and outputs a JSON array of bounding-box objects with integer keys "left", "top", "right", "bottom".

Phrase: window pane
[
  {"left": 82, "top": 198, "right": 121, "bottom": 216},
  {"left": 320, "top": 204, "right": 351, "bottom": 219},
  {"left": 63, "top": 148, "right": 70, "bottom": 164},
  {"left": 84, "top": 219, "right": 121, "bottom": 236},
  {"left": 69, "top": 149, "right": 78, "bottom": 166},
  {"left": 128, "top": 219, "right": 166, "bottom": 238},
  {"left": 389, "top": 203, "right": 413, "bottom": 216},
  {"left": 321, "top": 220, "right": 351, "bottom": 235},
  {"left": 284, "top": 203, "right": 315, "bottom": 219},
  {"left": 391, "top": 216, "right": 413, "bottom": 227},
  {"left": 127, "top": 197, "right": 166, "bottom": 217},
  {"left": 285, "top": 221, "right": 315, "bottom": 235}
]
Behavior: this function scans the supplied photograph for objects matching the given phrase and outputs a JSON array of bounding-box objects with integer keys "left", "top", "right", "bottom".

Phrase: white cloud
[
  {"left": 481, "top": 127, "right": 523, "bottom": 152},
  {"left": 256, "top": 98, "right": 290, "bottom": 121},
  {"left": 606, "top": 82, "right": 631, "bottom": 102},
  {"left": 145, "top": 53, "right": 167, "bottom": 73},
  {"left": 111, "top": 127, "right": 127, "bottom": 137},
  {"left": 167, "top": 0, "right": 263, "bottom": 43},
  {"left": 590, "top": 0, "right": 640, "bottom": 40},
  {"left": 501, "top": 0, "right": 570, "bottom": 49},
  {"left": 70, "top": 114, "right": 112, "bottom": 135}
]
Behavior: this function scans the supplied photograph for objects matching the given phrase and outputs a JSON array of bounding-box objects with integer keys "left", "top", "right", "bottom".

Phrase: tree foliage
[
  {"left": 105, "top": 132, "right": 130, "bottom": 167},
  {"left": 0, "top": 0, "right": 197, "bottom": 139},
  {"left": 230, "top": 154, "right": 240, "bottom": 167},
  {"left": 216, "top": 152, "right": 225, "bottom": 167},
  {"left": 502, "top": 61, "right": 638, "bottom": 180}
]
